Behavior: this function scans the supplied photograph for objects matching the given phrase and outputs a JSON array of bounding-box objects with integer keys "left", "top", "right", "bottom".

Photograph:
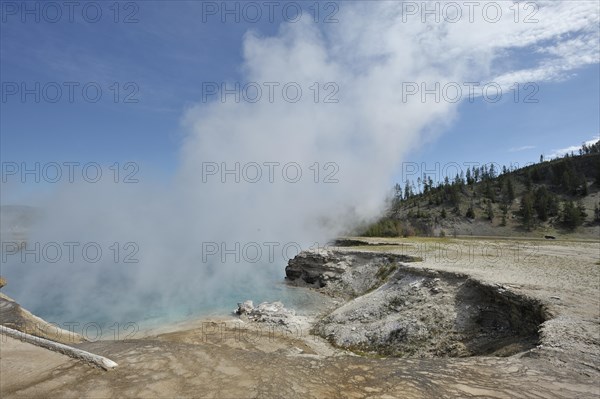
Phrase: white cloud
[
  {"left": 458, "top": 1, "right": 599, "bottom": 94},
  {"left": 509, "top": 145, "right": 536, "bottom": 152},
  {"left": 546, "top": 137, "right": 600, "bottom": 158}
]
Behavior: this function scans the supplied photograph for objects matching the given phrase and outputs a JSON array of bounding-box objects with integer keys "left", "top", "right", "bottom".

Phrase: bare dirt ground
[{"left": 1, "top": 238, "right": 599, "bottom": 398}]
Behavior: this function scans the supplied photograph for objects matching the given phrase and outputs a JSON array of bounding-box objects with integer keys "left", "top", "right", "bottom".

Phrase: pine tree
[
  {"left": 525, "top": 171, "right": 532, "bottom": 191},
  {"left": 561, "top": 201, "right": 581, "bottom": 229},
  {"left": 561, "top": 170, "right": 573, "bottom": 194},
  {"left": 577, "top": 201, "right": 588, "bottom": 221},
  {"left": 533, "top": 186, "right": 549, "bottom": 221},
  {"left": 441, "top": 208, "right": 447, "bottom": 219},
  {"left": 483, "top": 181, "right": 495, "bottom": 202},
  {"left": 404, "top": 181, "right": 412, "bottom": 200},
  {"left": 581, "top": 178, "right": 588, "bottom": 196},
  {"left": 449, "top": 186, "right": 460, "bottom": 207},
  {"left": 489, "top": 164, "right": 496, "bottom": 179},
  {"left": 548, "top": 193, "right": 560, "bottom": 217},
  {"left": 519, "top": 193, "right": 535, "bottom": 230},
  {"left": 466, "top": 204, "right": 475, "bottom": 219},
  {"left": 506, "top": 178, "right": 515, "bottom": 203},
  {"left": 531, "top": 166, "right": 542, "bottom": 182},
  {"left": 453, "top": 204, "right": 461, "bottom": 216},
  {"left": 486, "top": 202, "right": 494, "bottom": 221},
  {"left": 454, "top": 173, "right": 461, "bottom": 186},
  {"left": 466, "top": 168, "right": 473, "bottom": 185}
]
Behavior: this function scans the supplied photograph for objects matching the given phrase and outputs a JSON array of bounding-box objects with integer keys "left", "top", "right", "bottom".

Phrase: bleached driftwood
[{"left": 0, "top": 325, "right": 118, "bottom": 370}]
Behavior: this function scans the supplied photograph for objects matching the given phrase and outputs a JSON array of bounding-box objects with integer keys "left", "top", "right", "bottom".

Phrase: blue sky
[
  {"left": 406, "top": 64, "right": 600, "bottom": 183},
  {"left": 1, "top": 1, "right": 599, "bottom": 201}
]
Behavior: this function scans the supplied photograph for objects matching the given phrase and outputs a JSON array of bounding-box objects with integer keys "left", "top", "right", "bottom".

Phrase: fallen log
[{"left": 0, "top": 325, "right": 117, "bottom": 370}]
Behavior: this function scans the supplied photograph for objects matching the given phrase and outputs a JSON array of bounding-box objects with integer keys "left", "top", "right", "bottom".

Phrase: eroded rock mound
[
  {"left": 285, "top": 250, "right": 350, "bottom": 288},
  {"left": 287, "top": 249, "right": 547, "bottom": 358},
  {"left": 286, "top": 249, "right": 418, "bottom": 298}
]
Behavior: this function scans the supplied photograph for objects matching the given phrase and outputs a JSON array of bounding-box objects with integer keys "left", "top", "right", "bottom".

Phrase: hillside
[{"left": 361, "top": 141, "right": 600, "bottom": 239}]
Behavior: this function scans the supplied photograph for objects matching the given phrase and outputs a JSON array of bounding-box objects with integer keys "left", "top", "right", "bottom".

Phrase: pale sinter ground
[{"left": 1, "top": 237, "right": 599, "bottom": 398}]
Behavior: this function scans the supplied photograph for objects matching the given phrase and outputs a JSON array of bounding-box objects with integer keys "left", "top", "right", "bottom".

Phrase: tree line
[{"left": 375, "top": 139, "right": 600, "bottom": 234}]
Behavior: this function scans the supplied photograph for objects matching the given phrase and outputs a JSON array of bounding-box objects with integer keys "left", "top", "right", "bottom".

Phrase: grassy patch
[{"left": 347, "top": 245, "right": 402, "bottom": 252}]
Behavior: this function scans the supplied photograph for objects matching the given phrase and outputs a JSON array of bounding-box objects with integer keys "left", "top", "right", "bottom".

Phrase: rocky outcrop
[
  {"left": 286, "top": 249, "right": 546, "bottom": 358},
  {"left": 285, "top": 250, "right": 350, "bottom": 288},
  {"left": 236, "top": 300, "right": 255, "bottom": 315},
  {"left": 314, "top": 271, "right": 546, "bottom": 358},
  {"left": 285, "top": 249, "right": 419, "bottom": 298},
  {"left": 235, "top": 300, "right": 298, "bottom": 327}
]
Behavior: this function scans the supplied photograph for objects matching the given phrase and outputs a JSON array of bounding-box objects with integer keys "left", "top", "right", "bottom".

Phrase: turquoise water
[
  {"left": 134, "top": 280, "right": 326, "bottom": 333},
  {"left": 8, "top": 274, "right": 326, "bottom": 340},
  {"left": 3, "top": 254, "right": 325, "bottom": 339},
  {"left": 136, "top": 279, "right": 325, "bottom": 327}
]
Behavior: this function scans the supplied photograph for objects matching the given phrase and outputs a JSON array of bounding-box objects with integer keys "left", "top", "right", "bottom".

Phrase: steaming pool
[{"left": 3, "top": 267, "right": 327, "bottom": 340}]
